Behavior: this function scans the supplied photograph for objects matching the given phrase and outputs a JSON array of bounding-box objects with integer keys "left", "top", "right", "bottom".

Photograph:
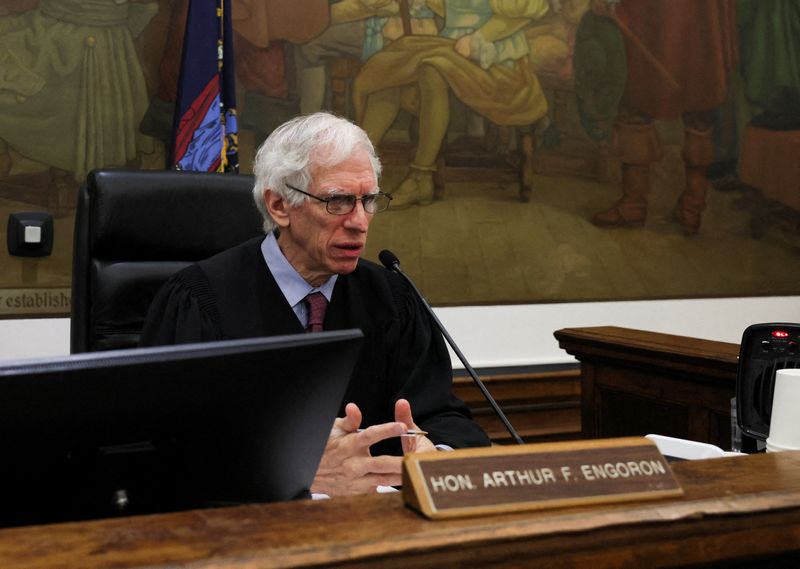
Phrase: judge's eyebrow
[{"left": 321, "top": 187, "right": 381, "bottom": 196}]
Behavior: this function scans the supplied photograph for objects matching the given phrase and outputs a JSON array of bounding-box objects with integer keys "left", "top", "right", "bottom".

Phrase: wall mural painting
[{"left": 1, "top": 0, "right": 799, "bottom": 317}]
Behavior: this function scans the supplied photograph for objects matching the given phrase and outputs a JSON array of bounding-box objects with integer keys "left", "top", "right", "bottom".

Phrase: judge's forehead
[{"left": 309, "top": 152, "right": 378, "bottom": 190}]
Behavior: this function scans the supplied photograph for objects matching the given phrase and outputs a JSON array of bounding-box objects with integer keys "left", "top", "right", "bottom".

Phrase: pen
[{"left": 356, "top": 429, "right": 428, "bottom": 437}]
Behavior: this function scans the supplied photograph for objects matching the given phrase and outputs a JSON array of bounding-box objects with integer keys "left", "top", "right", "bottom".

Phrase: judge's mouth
[{"left": 335, "top": 243, "right": 364, "bottom": 257}]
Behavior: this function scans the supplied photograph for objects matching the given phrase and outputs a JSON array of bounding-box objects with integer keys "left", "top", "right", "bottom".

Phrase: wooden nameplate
[{"left": 403, "top": 437, "right": 683, "bottom": 519}]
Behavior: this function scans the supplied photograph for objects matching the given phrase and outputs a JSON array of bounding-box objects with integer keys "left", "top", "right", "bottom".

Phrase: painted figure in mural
[
  {"left": 295, "top": 0, "right": 439, "bottom": 115},
  {"left": 737, "top": 0, "right": 800, "bottom": 122},
  {"left": 710, "top": 0, "right": 800, "bottom": 187},
  {"left": 525, "top": 0, "right": 591, "bottom": 80},
  {"left": 0, "top": 0, "right": 157, "bottom": 182},
  {"left": 526, "top": 0, "right": 627, "bottom": 156},
  {"left": 353, "top": 0, "right": 551, "bottom": 208},
  {"left": 589, "top": 0, "right": 737, "bottom": 235},
  {"left": 142, "top": 0, "right": 330, "bottom": 142}
]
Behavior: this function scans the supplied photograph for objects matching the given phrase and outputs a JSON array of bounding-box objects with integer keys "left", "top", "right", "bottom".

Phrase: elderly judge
[{"left": 140, "top": 112, "right": 490, "bottom": 496}]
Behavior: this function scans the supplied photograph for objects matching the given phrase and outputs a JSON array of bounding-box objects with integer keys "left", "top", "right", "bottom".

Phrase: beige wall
[{"left": 2, "top": 296, "right": 799, "bottom": 366}]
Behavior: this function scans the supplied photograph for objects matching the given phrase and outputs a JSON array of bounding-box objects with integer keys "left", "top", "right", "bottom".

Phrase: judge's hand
[
  {"left": 395, "top": 398, "right": 437, "bottom": 454},
  {"left": 311, "top": 403, "right": 407, "bottom": 496}
]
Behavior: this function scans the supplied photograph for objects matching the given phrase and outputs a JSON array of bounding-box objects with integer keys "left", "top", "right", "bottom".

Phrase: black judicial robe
[{"left": 140, "top": 237, "right": 491, "bottom": 455}]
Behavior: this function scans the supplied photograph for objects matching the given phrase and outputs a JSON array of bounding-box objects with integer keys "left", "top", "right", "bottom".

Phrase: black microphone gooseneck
[{"left": 379, "top": 250, "right": 525, "bottom": 445}]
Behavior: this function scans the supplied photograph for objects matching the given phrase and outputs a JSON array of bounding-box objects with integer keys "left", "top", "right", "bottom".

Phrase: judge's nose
[{"left": 344, "top": 201, "right": 370, "bottom": 232}]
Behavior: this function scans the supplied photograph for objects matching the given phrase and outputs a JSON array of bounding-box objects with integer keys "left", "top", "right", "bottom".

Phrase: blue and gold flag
[{"left": 170, "top": 0, "right": 238, "bottom": 172}]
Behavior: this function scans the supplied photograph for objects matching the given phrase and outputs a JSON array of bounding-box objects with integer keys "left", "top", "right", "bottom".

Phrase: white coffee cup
[{"left": 766, "top": 368, "right": 800, "bottom": 452}]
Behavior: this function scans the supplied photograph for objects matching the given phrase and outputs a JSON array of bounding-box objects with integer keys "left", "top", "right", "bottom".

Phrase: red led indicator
[{"left": 772, "top": 330, "right": 790, "bottom": 338}]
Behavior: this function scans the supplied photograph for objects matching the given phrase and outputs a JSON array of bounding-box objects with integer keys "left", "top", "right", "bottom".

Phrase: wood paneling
[
  {"left": 554, "top": 326, "right": 740, "bottom": 448},
  {"left": 453, "top": 367, "right": 581, "bottom": 444}
]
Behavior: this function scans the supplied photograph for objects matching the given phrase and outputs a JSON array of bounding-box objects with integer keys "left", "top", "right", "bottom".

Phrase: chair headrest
[{"left": 87, "top": 169, "right": 264, "bottom": 261}]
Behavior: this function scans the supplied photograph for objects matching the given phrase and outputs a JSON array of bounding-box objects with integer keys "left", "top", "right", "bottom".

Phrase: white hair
[{"left": 252, "top": 112, "right": 382, "bottom": 232}]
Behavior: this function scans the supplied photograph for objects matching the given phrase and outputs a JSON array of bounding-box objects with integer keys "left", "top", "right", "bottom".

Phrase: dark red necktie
[{"left": 304, "top": 292, "right": 327, "bottom": 333}]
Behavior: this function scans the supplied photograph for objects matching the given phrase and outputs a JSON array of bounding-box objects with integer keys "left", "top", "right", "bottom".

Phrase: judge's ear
[{"left": 264, "top": 189, "right": 291, "bottom": 228}]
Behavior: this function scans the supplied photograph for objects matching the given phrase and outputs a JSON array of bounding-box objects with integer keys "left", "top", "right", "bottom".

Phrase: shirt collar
[{"left": 261, "top": 232, "right": 337, "bottom": 308}]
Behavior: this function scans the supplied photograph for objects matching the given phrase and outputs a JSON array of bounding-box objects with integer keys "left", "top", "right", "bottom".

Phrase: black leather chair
[{"left": 70, "top": 169, "right": 263, "bottom": 353}]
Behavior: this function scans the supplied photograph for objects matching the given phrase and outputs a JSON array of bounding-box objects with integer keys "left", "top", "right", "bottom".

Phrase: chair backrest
[{"left": 71, "top": 169, "right": 264, "bottom": 353}]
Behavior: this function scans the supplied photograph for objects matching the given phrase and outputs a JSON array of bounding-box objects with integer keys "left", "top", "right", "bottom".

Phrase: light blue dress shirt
[{"left": 261, "top": 232, "right": 337, "bottom": 329}]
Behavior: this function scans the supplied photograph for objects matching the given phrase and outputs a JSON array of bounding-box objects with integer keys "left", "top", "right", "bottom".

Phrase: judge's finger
[
  {"left": 355, "top": 421, "right": 407, "bottom": 448},
  {"left": 340, "top": 471, "right": 404, "bottom": 496},
  {"left": 394, "top": 398, "right": 420, "bottom": 430},
  {"left": 363, "top": 453, "right": 404, "bottom": 475},
  {"left": 333, "top": 402, "right": 363, "bottom": 435},
  {"left": 342, "top": 402, "right": 362, "bottom": 431},
  {"left": 340, "top": 454, "right": 402, "bottom": 482},
  {"left": 403, "top": 434, "right": 437, "bottom": 455},
  {"left": 365, "top": 472, "right": 404, "bottom": 490}
]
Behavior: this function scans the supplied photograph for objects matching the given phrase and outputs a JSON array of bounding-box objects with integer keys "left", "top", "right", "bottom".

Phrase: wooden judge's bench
[
  {"left": 0, "top": 452, "right": 798, "bottom": 567},
  {"left": 554, "top": 326, "right": 741, "bottom": 449},
  {"left": 2, "top": 327, "right": 799, "bottom": 567}
]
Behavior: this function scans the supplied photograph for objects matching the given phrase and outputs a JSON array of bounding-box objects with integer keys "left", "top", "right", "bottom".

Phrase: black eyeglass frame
[{"left": 285, "top": 184, "right": 392, "bottom": 215}]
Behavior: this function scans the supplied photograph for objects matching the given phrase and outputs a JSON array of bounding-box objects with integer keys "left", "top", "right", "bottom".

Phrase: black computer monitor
[{"left": 0, "top": 330, "right": 362, "bottom": 528}]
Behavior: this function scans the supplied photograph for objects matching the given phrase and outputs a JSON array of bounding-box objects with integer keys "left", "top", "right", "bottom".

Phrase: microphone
[{"left": 379, "top": 250, "right": 525, "bottom": 445}]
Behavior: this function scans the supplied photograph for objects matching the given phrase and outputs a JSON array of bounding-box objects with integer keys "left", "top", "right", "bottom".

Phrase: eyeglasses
[{"left": 286, "top": 184, "right": 392, "bottom": 215}]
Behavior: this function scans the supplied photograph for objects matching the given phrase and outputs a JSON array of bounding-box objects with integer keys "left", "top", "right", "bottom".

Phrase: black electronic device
[
  {"left": 736, "top": 323, "right": 800, "bottom": 450},
  {"left": 0, "top": 330, "right": 362, "bottom": 528}
]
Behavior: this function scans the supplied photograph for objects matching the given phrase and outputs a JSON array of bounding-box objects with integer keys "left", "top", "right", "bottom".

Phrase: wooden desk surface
[
  {"left": 1, "top": 451, "right": 799, "bottom": 568},
  {"left": 554, "top": 325, "right": 740, "bottom": 380}
]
